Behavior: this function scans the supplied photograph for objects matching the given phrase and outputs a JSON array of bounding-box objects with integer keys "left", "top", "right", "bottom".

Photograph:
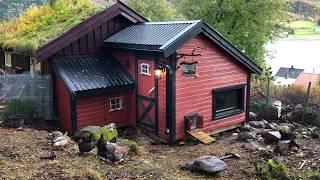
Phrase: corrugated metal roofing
[
  {"left": 104, "top": 20, "right": 262, "bottom": 74},
  {"left": 275, "top": 67, "right": 304, "bottom": 79},
  {"left": 52, "top": 55, "right": 134, "bottom": 96},
  {"left": 105, "top": 20, "right": 200, "bottom": 49}
]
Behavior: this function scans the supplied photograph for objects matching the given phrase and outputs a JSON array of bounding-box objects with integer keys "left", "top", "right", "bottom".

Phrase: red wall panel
[
  {"left": 175, "top": 34, "right": 248, "bottom": 140},
  {"left": 55, "top": 77, "right": 71, "bottom": 132},
  {"left": 76, "top": 92, "right": 131, "bottom": 129}
]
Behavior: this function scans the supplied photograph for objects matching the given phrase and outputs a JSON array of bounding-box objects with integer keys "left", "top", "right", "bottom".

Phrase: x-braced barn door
[{"left": 136, "top": 59, "right": 157, "bottom": 131}]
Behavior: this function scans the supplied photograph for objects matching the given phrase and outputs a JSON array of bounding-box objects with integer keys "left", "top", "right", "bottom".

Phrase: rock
[
  {"left": 266, "top": 123, "right": 277, "bottom": 130},
  {"left": 240, "top": 125, "right": 252, "bottom": 132},
  {"left": 278, "top": 125, "right": 292, "bottom": 140},
  {"left": 274, "top": 156, "right": 284, "bottom": 164},
  {"left": 295, "top": 104, "right": 303, "bottom": 111},
  {"left": 249, "top": 112, "right": 257, "bottom": 121},
  {"left": 262, "top": 119, "right": 269, "bottom": 125},
  {"left": 308, "top": 127, "right": 318, "bottom": 132},
  {"left": 74, "top": 123, "right": 118, "bottom": 142},
  {"left": 185, "top": 156, "right": 227, "bottom": 174},
  {"left": 237, "top": 132, "right": 256, "bottom": 141},
  {"left": 274, "top": 140, "right": 290, "bottom": 155},
  {"left": 291, "top": 146, "right": 298, "bottom": 152},
  {"left": 311, "top": 132, "right": 320, "bottom": 139},
  {"left": 263, "top": 131, "right": 281, "bottom": 142},
  {"left": 242, "top": 141, "right": 266, "bottom": 152},
  {"left": 249, "top": 121, "right": 265, "bottom": 129}
]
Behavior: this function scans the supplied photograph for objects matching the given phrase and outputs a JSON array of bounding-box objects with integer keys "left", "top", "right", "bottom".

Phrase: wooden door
[{"left": 136, "top": 59, "right": 157, "bottom": 131}]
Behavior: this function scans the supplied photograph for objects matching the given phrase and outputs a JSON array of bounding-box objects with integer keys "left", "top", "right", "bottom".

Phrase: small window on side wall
[
  {"left": 109, "top": 97, "right": 123, "bottom": 112},
  {"left": 139, "top": 63, "right": 151, "bottom": 76},
  {"left": 180, "top": 61, "right": 198, "bottom": 76},
  {"left": 213, "top": 85, "right": 245, "bottom": 119}
]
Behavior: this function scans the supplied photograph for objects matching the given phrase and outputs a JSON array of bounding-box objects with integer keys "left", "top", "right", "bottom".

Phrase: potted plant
[
  {"left": 3, "top": 99, "right": 36, "bottom": 128},
  {"left": 8, "top": 114, "right": 24, "bottom": 128}
]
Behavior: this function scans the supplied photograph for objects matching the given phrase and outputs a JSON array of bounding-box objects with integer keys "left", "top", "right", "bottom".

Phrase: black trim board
[
  {"left": 246, "top": 73, "right": 251, "bottom": 122},
  {"left": 168, "top": 52, "right": 177, "bottom": 144}
]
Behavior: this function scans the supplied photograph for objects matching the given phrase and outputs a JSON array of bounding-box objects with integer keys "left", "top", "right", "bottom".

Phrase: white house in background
[{"left": 274, "top": 66, "right": 304, "bottom": 86}]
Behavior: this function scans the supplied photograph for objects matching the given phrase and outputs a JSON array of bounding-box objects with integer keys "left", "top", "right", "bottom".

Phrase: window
[
  {"left": 4, "top": 52, "right": 12, "bottom": 67},
  {"left": 140, "top": 63, "right": 151, "bottom": 76},
  {"left": 180, "top": 61, "right": 198, "bottom": 76},
  {"left": 213, "top": 85, "right": 245, "bottom": 119},
  {"left": 109, "top": 97, "right": 123, "bottom": 111}
]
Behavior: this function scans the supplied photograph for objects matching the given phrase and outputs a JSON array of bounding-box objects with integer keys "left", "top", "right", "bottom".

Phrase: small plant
[
  {"left": 2, "top": 99, "right": 37, "bottom": 123},
  {"left": 254, "top": 159, "right": 290, "bottom": 180}
]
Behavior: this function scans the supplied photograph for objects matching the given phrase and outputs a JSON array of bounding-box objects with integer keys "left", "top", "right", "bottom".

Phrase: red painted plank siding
[
  {"left": 55, "top": 77, "right": 71, "bottom": 132},
  {"left": 76, "top": 92, "right": 131, "bottom": 129},
  {"left": 112, "top": 50, "right": 136, "bottom": 126},
  {"left": 175, "top": 34, "right": 248, "bottom": 140}
]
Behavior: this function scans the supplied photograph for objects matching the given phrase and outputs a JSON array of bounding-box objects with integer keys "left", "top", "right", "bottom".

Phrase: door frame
[{"left": 134, "top": 52, "right": 159, "bottom": 134}]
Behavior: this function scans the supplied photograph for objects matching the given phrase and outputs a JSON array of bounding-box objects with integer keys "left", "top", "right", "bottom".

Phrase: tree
[
  {"left": 125, "top": 0, "right": 178, "bottom": 21},
  {"left": 0, "top": 0, "right": 43, "bottom": 20},
  {"left": 174, "top": 0, "right": 288, "bottom": 66}
]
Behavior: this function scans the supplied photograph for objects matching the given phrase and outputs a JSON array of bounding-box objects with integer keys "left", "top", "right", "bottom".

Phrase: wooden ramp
[{"left": 187, "top": 129, "right": 216, "bottom": 144}]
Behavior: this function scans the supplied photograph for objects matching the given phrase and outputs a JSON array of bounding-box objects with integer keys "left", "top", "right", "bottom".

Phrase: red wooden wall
[
  {"left": 112, "top": 50, "right": 136, "bottom": 126},
  {"left": 54, "top": 16, "right": 131, "bottom": 56},
  {"left": 76, "top": 92, "right": 131, "bottom": 129},
  {"left": 175, "top": 34, "right": 249, "bottom": 140},
  {"left": 55, "top": 77, "right": 72, "bottom": 132}
]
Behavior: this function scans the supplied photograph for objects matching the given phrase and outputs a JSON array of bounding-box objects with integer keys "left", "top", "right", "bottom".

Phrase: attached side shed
[{"left": 52, "top": 55, "right": 134, "bottom": 133}]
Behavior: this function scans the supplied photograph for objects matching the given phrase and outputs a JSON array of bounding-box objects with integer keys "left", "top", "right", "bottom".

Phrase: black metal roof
[
  {"left": 52, "top": 55, "right": 134, "bottom": 97},
  {"left": 275, "top": 67, "right": 304, "bottom": 79},
  {"left": 104, "top": 20, "right": 262, "bottom": 74}
]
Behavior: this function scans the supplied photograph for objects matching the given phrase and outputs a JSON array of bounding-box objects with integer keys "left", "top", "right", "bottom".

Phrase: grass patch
[
  {"left": 0, "top": 0, "right": 102, "bottom": 55},
  {"left": 285, "top": 20, "right": 320, "bottom": 40}
]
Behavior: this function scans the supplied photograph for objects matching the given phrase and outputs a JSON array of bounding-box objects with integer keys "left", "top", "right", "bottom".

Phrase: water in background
[{"left": 266, "top": 40, "right": 320, "bottom": 74}]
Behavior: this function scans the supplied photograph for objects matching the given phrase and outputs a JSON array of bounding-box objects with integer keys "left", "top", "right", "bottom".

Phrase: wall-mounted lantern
[{"left": 155, "top": 66, "right": 166, "bottom": 79}]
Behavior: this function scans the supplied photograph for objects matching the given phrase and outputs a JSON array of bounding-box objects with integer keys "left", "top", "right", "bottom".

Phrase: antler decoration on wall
[{"left": 176, "top": 47, "right": 206, "bottom": 60}]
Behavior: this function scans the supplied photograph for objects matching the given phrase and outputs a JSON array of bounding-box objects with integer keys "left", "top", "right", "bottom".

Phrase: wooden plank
[{"left": 187, "top": 129, "right": 215, "bottom": 144}]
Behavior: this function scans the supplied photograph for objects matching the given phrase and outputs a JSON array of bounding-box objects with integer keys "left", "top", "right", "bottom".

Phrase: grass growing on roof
[{"left": 0, "top": 0, "right": 102, "bottom": 55}]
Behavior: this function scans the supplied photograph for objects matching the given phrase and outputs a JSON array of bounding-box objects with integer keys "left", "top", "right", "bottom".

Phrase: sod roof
[{"left": 0, "top": 0, "right": 104, "bottom": 55}]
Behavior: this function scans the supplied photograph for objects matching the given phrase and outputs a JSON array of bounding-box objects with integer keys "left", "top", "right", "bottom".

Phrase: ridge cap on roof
[{"left": 143, "top": 20, "right": 201, "bottom": 25}]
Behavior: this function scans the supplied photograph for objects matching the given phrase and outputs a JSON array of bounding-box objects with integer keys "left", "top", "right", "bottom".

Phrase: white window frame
[
  {"left": 139, "top": 63, "right": 151, "bottom": 76},
  {"left": 109, "top": 97, "right": 123, "bottom": 112},
  {"left": 4, "top": 52, "right": 12, "bottom": 67}
]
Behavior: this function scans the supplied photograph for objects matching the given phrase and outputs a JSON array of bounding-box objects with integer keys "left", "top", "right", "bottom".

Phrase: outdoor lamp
[{"left": 155, "top": 67, "right": 163, "bottom": 79}]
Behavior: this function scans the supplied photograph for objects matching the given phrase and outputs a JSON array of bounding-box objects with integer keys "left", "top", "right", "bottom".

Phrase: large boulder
[
  {"left": 249, "top": 121, "right": 265, "bottom": 129},
  {"left": 240, "top": 125, "right": 252, "bottom": 132},
  {"left": 274, "top": 140, "right": 290, "bottom": 155},
  {"left": 185, "top": 156, "right": 227, "bottom": 174},
  {"left": 237, "top": 132, "right": 256, "bottom": 141},
  {"left": 263, "top": 131, "right": 281, "bottom": 142},
  {"left": 74, "top": 123, "right": 118, "bottom": 142},
  {"left": 249, "top": 112, "right": 258, "bottom": 121}
]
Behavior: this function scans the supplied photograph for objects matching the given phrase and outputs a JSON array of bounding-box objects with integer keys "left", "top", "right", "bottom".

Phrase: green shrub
[
  {"left": 254, "top": 159, "right": 290, "bottom": 180},
  {"left": 312, "top": 116, "right": 320, "bottom": 127},
  {"left": 2, "top": 99, "right": 37, "bottom": 123},
  {"left": 309, "top": 171, "right": 320, "bottom": 180}
]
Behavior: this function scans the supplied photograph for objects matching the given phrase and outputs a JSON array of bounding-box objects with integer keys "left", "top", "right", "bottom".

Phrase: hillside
[
  {"left": 289, "top": 0, "right": 320, "bottom": 21},
  {"left": 0, "top": 0, "right": 43, "bottom": 20}
]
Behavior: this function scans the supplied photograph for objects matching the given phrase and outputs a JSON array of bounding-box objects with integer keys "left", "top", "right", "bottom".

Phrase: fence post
[
  {"left": 265, "top": 78, "right": 270, "bottom": 121},
  {"left": 302, "top": 82, "right": 312, "bottom": 122}
]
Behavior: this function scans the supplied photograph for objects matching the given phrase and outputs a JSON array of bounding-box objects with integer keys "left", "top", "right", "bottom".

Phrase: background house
[{"left": 274, "top": 66, "right": 304, "bottom": 86}]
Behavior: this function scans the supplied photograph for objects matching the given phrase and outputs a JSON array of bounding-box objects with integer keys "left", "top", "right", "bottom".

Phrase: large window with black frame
[{"left": 212, "top": 85, "right": 245, "bottom": 119}]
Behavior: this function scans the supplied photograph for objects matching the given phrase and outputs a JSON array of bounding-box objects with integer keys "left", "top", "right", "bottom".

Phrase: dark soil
[{"left": 0, "top": 123, "right": 319, "bottom": 179}]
